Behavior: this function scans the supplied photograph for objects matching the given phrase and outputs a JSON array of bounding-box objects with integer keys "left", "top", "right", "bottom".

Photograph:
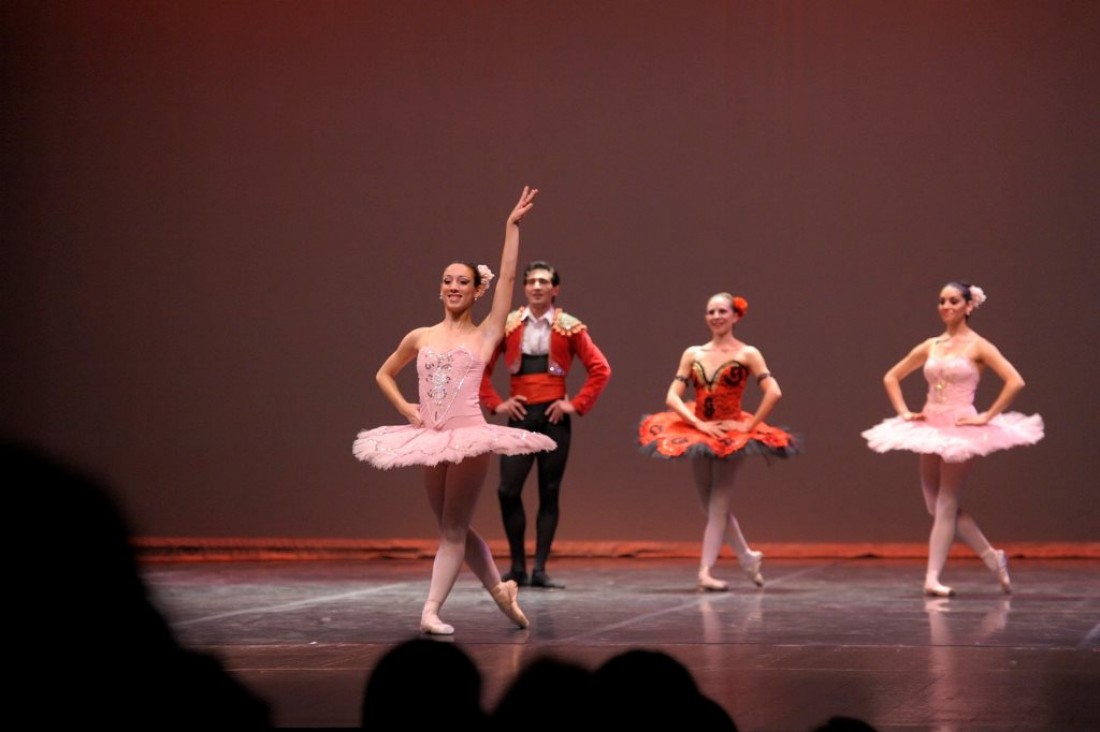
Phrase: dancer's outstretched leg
[
  {"left": 921, "top": 456, "right": 970, "bottom": 596},
  {"left": 726, "top": 515, "right": 764, "bottom": 587},
  {"left": 954, "top": 508, "right": 1011, "bottom": 594},
  {"left": 713, "top": 457, "right": 763, "bottom": 586},
  {"left": 953, "top": 508, "right": 991, "bottom": 556},
  {"left": 433, "top": 455, "right": 530, "bottom": 627},
  {"left": 420, "top": 455, "right": 493, "bottom": 634},
  {"left": 693, "top": 457, "right": 761, "bottom": 588},
  {"left": 462, "top": 525, "right": 530, "bottom": 629}
]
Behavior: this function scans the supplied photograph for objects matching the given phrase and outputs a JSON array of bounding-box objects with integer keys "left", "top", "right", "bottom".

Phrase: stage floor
[{"left": 143, "top": 556, "right": 1100, "bottom": 730}]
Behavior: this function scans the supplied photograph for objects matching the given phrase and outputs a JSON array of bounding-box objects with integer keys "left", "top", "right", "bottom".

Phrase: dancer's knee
[
  {"left": 439, "top": 523, "right": 468, "bottom": 545},
  {"left": 933, "top": 498, "right": 958, "bottom": 522},
  {"left": 498, "top": 480, "right": 524, "bottom": 501}
]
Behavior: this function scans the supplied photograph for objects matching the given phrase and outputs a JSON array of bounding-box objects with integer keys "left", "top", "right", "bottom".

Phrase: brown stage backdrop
[{"left": 3, "top": 1, "right": 1098, "bottom": 547}]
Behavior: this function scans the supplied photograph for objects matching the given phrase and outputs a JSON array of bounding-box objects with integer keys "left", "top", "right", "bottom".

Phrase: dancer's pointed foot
[
  {"left": 982, "top": 548, "right": 1012, "bottom": 594},
  {"left": 923, "top": 582, "right": 956, "bottom": 598},
  {"left": 490, "top": 580, "right": 530, "bottom": 629},
  {"left": 740, "top": 550, "right": 765, "bottom": 587},
  {"left": 419, "top": 603, "right": 455, "bottom": 635},
  {"left": 697, "top": 568, "right": 729, "bottom": 592}
]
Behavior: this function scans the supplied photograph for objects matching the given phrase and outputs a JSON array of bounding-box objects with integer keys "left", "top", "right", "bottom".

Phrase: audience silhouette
[
  {"left": 488, "top": 654, "right": 596, "bottom": 732},
  {"left": 360, "top": 636, "right": 485, "bottom": 729},
  {"left": 10, "top": 440, "right": 272, "bottom": 727},
  {"left": 592, "top": 648, "right": 738, "bottom": 730},
  {"left": 361, "top": 644, "right": 748, "bottom": 731}
]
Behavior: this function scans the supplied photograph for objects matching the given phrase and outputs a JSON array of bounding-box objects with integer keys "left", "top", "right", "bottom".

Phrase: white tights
[
  {"left": 692, "top": 456, "right": 754, "bottom": 570},
  {"left": 920, "top": 454, "right": 995, "bottom": 588},
  {"left": 422, "top": 454, "right": 503, "bottom": 619}
]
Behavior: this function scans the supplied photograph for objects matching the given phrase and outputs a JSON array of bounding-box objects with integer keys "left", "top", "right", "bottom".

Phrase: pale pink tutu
[
  {"left": 353, "top": 346, "right": 556, "bottom": 470},
  {"left": 862, "top": 409, "right": 1044, "bottom": 463},
  {"left": 354, "top": 423, "right": 556, "bottom": 470}
]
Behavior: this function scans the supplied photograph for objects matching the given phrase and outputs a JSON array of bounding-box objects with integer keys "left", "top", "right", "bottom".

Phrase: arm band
[{"left": 756, "top": 372, "right": 771, "bottom": 383}]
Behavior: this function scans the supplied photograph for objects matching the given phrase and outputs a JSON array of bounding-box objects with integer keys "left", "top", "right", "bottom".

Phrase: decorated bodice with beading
[
  {"left": 692, "top": 360, "right": 748, "bottom": 421},
  {"left": 418, "top": 347, "right": 484, "bottom": 430},
  {"left": 861, "top": 339, "right": 1043, "bottom": 462},
  {"left": 922, "top": 353, "right": 979, "bottom": 412}
]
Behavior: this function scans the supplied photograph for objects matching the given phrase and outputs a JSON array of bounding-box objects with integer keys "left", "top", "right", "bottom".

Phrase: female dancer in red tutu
[
  {"left": 862, "top": 281, "right": 1043, "bottom": 597},
  {"left": 639, "top": 293, "right": 799, "bottom": 591},
  {"left": 353, "top": 186, "right": 555, "bottom": 634}
]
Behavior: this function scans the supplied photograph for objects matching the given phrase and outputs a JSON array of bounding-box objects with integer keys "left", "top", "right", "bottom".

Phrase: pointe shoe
[
  {"left": 490, "top": 580, "right": 530, "bottom": 629},
  {"left": 923, "top": 582, "right": 956, "bottom": 598},
  {"left": 697, "top": 571, "right": 729, "bottom": 593},
  {"left": 740, "top": 550, "right": 765, "bottom": 587},
  {"left": 982, "top": 549, "right": 1012, "bottom": 594},
  {"left": 419, "top": 613, "right": 455, "bottom": 635}
]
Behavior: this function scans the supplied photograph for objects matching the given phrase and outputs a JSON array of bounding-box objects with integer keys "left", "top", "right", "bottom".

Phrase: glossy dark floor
[{"left": 143, "top": 556, "right": 1100, "bottom": 731}]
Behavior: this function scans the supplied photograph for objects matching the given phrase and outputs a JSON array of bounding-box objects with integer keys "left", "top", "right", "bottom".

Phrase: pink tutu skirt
[
  {"left": 862, "top": 408, "right": 1043, "bottom": 463},
  {"left": 353, "top": 423, "right": 556, "bottom": 470}
]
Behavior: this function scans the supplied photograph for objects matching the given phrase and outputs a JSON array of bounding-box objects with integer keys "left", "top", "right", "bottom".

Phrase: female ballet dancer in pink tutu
[
  {"left": 638, "top": 292, "right": 799, "bottom": 592},
  {"left": 862, "top": 281, "right": 1043, "bottom": 597},
  {"left": 353, "top": 186, "right": 555, "bottom": 635}
]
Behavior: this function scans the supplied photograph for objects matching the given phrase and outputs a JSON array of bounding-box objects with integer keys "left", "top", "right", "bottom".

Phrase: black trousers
[{"left": 498, "top": 401, "right": 572, "bottom": 572}]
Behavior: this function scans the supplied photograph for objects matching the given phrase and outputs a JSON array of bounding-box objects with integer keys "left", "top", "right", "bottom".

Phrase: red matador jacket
[{"left": 479, "top": 306, "right": 611, "bottom": 416}]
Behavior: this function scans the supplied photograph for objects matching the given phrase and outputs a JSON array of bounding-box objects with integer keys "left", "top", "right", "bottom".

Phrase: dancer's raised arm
[
  {"left": 480, "top": 186, "right": 538, "bottom": 352},
  {"left": 351, "top": 183, "right": 553, "bottom": 637}
]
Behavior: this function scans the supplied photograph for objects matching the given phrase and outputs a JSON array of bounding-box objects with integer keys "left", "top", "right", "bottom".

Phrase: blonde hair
[{"left": 712, "top": 292, "right": 748, "bottom": 317}]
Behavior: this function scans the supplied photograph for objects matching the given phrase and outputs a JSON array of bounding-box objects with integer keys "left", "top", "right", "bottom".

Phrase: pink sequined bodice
[
  {"left": 417, "top": 347, "right": 486, "bottom": 430},
  {"left": 922, "top": 354, "right": 979, "bottom": 411}
]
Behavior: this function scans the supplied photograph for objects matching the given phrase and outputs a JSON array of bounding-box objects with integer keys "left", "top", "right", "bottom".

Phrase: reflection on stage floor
[{"left": 143, "top": 556, "right": 1100, "bottom": 730}]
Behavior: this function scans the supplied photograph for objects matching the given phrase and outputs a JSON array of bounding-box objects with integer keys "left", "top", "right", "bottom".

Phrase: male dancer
[{"left": 479, "top": 261, "right": 611, "bottom": 588}]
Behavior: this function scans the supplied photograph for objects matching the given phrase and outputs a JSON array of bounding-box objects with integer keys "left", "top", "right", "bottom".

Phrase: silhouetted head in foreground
[
  {"left": 361, "top": 637, "right": 484, "bottom": 729},
  {"left": 593, "top": 648, "right": 737, "bottom": 730},
  {"left": 9, "top": 440, "right": 272, "bottom": 727},
  {"left": 489, "top": 654, "right": 595, "bottom": 731}
]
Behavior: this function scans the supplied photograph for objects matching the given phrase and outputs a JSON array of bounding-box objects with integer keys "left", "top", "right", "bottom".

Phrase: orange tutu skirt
[{"left": 638, "top": 409, "right": 800, "bottom": 460}]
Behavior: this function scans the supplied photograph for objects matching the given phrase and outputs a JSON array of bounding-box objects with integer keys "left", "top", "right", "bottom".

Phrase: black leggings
[{"left": 498, "top": 402, "right": 572, "bottom": 573}]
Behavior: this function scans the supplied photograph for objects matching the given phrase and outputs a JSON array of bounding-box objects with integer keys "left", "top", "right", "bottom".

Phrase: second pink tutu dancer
[{"left": 862, "top": 281, "right": 1043, "bottom": 597}]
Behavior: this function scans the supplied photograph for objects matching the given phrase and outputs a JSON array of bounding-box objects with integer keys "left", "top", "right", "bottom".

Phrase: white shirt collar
[{"left": 524, "top": 306, "right": 554, "bottom": 325}]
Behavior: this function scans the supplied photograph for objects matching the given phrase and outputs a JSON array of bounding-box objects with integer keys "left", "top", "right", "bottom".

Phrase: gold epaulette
[
  {"left": 552, "top": 310, "right": 587, "bottom": 336},
  {"left": 503, "top": 308, "right": 525, "bottom": 335}
]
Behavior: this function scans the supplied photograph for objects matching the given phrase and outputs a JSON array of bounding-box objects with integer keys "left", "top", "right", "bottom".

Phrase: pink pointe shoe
[
  {"left": 923, "top": 581, "right": 956, "bottom": 598},
  {"left": 982, "top": 549, "right": 1012, "bottom": 594},
  {"left": 419, "top": 602, "right": 455, "bottom": 635},
  {"left": 697, "top": 568, "right": 729, "bottom": 593},
  {"left": 740, "top": 550, "right": 765, "bottom": 587},
  {"left": 490, "top": 580, "right": 530, "bottom": 629}
]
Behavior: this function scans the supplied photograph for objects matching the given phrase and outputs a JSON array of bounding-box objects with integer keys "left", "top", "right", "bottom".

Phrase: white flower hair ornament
[
  {"left": 475, "top": 264, "right": 495, "bottom": 299},
  {"left": 968, "top": 285, "right": 987, "bottom": 310}
]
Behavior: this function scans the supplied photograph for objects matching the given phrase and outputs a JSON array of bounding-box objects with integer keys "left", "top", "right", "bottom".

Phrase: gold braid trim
[
  {"left": 503, "top": 308, "right": 525, "bottom": 336},
  {"left": 553, "top": 310, "right": 587, "bottom": 336},
  {"left": 504, "top": 308, "right": 588, "bottom": 337}
]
